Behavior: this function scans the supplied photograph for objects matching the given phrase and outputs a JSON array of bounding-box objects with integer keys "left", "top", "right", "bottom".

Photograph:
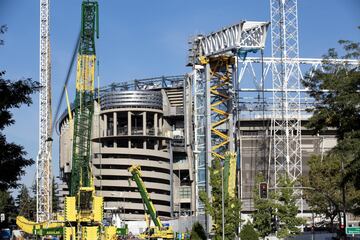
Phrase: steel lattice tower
[
  {"left": 270, "top": 0, "right": 302, "bottom": 187},
  {"left": 37, "top": 0, "right": 52, "bottom": 222}
]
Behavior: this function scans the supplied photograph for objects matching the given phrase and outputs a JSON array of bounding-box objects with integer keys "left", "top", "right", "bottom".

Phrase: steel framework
[
  {"left": 188, "top": 21, "right": 269, "bottom": 217},
  {"left": 37, "top": 0, "right": 52, "bottom": 222},
  {"left": 236, "top": 1, "right": 359, "bottom": 211},
  {"left": 270, "top": 0, "right": 302, "bottom": 188}
]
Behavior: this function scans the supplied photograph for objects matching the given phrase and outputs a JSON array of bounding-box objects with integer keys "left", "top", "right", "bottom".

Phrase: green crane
[
  {"left": 128, "top": 165, "right": 190, "bottom": 239},
  {"left": 128, "top": 165, "right": 163, "bottom": 228},
  {"left": 69, "top": 0, "right": 99, "bottom": 196}
]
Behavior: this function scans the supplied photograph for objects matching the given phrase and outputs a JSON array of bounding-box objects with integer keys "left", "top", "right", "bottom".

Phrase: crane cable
[{"left": 52, "top": 33, "right": 80, "bottom": 137}]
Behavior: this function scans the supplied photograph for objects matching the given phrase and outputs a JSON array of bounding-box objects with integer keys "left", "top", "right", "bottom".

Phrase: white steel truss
[
  {"left": 188, "top": 21, "right": 269, "bottom": 66},
  {"left": 192, "top": 65, "right": 206, "bottom": 214},
  {"left": 188, "top": 21, "right": 269, "bottom": 216},
  {"left": 270, "top": 0, "right": 302, "bottom": 187},
  {"left": 37, "top": 0, "right": 52, "bottom": 222}
]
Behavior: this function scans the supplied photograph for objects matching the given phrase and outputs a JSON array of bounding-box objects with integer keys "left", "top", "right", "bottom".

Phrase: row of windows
[
  {"left": 96, "top": 186, "right": 170, "bottom": 196},
  {"left": 93, "top": 164, "right": 170, "bottom": 174},
  {"left": 106, "top": 208, "right": 171, "bottom": 217},
  {"left": 104, "top": 197, "right": 170, "bottom": 207},
  {"left": 98, "top": 175, "right": 170, "bottom": 185},
  {"left": 94, "top": 153, "right": 169, "bottom": 163}
]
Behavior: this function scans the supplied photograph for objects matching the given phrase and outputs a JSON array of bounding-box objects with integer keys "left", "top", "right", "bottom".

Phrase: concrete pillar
[
  {"left": 143, "top": 112, "right": 147, "bottom": 136},
  {"left": 104, "top": 114, "right": 107, "bottom": 137},
  {"left": 113, "top": 112, "right": 117, "bottom": 136},
  {"left": 154, "top": 113, "right": 158, "bottom": 150},
  {"left": 154, "top": 113, "right": 158, "bottom": 136},
  {"left": 143, "top": 112, "right": 147, "bottom": 149},
  {"left": 128, "top": 111, "right": 131, "bottom": 148},
  {"left": 113, "top": 112, "right": 117, "bottom": 148},
  {"left": 159, "top": 116, "right": 162, "bottom": 135}
]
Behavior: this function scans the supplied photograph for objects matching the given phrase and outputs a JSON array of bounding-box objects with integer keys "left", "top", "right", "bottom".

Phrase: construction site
[{"left": 0, "top": 0, "right": 359, "bottom": 239}]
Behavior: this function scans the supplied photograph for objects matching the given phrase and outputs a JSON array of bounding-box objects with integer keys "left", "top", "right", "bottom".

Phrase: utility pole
[{"left": 37, "top": 0, "right": 52, "bottom": 222}]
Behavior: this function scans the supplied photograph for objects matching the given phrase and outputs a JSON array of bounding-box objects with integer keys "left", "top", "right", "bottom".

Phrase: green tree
[
  {"left": 15, "top": 184, "right": 36, "bottom": 221},
  {"left": 302, "top": 36, "right": 360, "bottom": 219},
  {"left": 274, "top": 177, "right": 305, "bottom": 238},
  {"left": 302, "top": 37, "right": 360, "bottom": 192},
  {"left": 239, "top": 222, "right": 259, "bottom": 240},
  {"left": 252, "top": 175, "right": 305, "bottom": 239},
  {"left": 0, "top": 190, "right": 16, "bottom": 227},
  {"left": 302, "top": 154, "right": 360, "bottom": 231},
  {"left": 199, "top": 159, "right": 242, "bottom": 240},
  {"left": 0, "top": 25, "right": 39, "bottom": 190},
  {"left": 190, "top": 221, "right": 206, "bottom": 240}
]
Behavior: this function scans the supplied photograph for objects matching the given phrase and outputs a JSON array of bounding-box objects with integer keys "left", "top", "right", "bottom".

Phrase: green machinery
[
  {"left": 17, "top": 1, "right": 124, "bottom": 239},
  {"left": 128, "top": 165, "right": 189, "bottom": 240}
]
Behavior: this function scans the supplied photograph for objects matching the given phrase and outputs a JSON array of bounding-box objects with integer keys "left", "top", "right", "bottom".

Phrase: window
[{"left": 179, "top": 186, "right": 191, "bottom": 199}]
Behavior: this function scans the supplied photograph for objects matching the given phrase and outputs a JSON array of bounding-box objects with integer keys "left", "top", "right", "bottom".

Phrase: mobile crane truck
[
  {"left": 16, "top": 1, "right": 126, "bottom": 239},
  {"left": 128, "top": 165, "right": 189, "bottom": 240}
]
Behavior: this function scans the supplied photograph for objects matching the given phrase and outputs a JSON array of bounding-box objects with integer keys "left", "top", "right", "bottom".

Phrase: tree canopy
[
  {"left": 302, "top": 38, "right": 360, "bottom": 191},
  {"left": 302, "top": 154, "right": 360, "bottom": 229}
]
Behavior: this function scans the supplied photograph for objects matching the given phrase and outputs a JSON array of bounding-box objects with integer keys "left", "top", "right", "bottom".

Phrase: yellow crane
[{"left": 16, "top": 1, "right": 120, "bottom": 239}]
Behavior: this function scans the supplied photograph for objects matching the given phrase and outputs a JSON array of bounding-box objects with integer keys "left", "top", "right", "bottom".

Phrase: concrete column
[
  {"left": 113, "top": 112, "right": 117, "bottom": 148},
  {"left": 113, "top": 112, "right": 117, "bottom": 136},
  {"left": 143, "top": 112, "right": 147, "bottom": 149},
  {"left": 104, "top": 114, "right": 107, "bottom": 137},
  {"left": 143, "top": 112, "right": 147, "bottom": 136},
  {"left": 128, "top": 111, "right": 131, "bottom": 148},
  {"left": 169, "top": 140, "right": 174, "bottom": 217},
  {"left": 159, "top": 116, "right": 162, "bottom": 136},
  {"left": 154, "top": 113, "right": 158, "bottom": 136},
  {"left": 154, "top": 113, "right": 158, "bottom": 150}
]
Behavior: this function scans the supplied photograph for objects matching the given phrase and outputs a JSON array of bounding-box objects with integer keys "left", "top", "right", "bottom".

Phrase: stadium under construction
[
  {"left": 57, "top": 74, "right": 338, "bottom": 228},
  {"left": 10, "top": 0, "right": 359, "bottom": 239}
]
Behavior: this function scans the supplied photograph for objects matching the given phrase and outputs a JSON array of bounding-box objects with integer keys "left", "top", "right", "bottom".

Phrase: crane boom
[{"left": 128, "top": 165, "right": 163, "bottom": 228}]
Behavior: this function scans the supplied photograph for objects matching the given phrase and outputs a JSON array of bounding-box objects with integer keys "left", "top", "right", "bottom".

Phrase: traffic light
[{"left": 259, "top": 182, "right": 268, "bottom": 199}]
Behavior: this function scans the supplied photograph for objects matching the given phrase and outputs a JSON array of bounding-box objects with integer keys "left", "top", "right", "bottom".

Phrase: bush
[
  {"left": 191, "top": 221, "right": 206, "bottom": 240},
  {"left": 240, "top": 222, "right": 259, "bottom": 240}
]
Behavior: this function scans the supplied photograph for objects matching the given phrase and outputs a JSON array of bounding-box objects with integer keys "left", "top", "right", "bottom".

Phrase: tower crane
[{"left": 37, "top": 0, "right": 52, "bottom": 223}]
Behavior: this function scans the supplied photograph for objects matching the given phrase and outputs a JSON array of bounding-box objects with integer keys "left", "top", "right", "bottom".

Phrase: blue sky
[{"left": 0, "top": 0, "right": 359, "bottom": 190}]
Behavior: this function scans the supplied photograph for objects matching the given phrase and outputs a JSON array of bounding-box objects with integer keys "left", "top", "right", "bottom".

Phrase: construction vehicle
[
  {"left": 16, "top": 1, "right": 124, "bottom": 239},
  {"left": 128, "top": 165, "right": 189, "bottom": 240}
]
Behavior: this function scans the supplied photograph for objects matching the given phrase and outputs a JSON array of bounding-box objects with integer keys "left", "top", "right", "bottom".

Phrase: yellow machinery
[
  {"left": 16, "top": 1, "right": 120, "bottom": 239},
  {"left": 128, "top": 165, "right": 189, "bottom": 240}
]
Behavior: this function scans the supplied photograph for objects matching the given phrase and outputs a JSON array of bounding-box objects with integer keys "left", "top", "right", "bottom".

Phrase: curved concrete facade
[{"left": 59, "top": 90, "right": 173, "bottom": 220}]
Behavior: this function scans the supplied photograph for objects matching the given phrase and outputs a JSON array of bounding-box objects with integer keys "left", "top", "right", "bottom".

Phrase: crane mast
[
  {"left": 69, "top": 0, "right": 99, "bottom": 196},
  {"left": 37, "top": 0, "right": 52, "bottom": 223}
]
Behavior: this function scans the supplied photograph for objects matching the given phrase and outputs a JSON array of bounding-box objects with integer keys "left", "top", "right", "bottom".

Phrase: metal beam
[{"left": 187, "top": 21, "right": 269, "bottom": 65}]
